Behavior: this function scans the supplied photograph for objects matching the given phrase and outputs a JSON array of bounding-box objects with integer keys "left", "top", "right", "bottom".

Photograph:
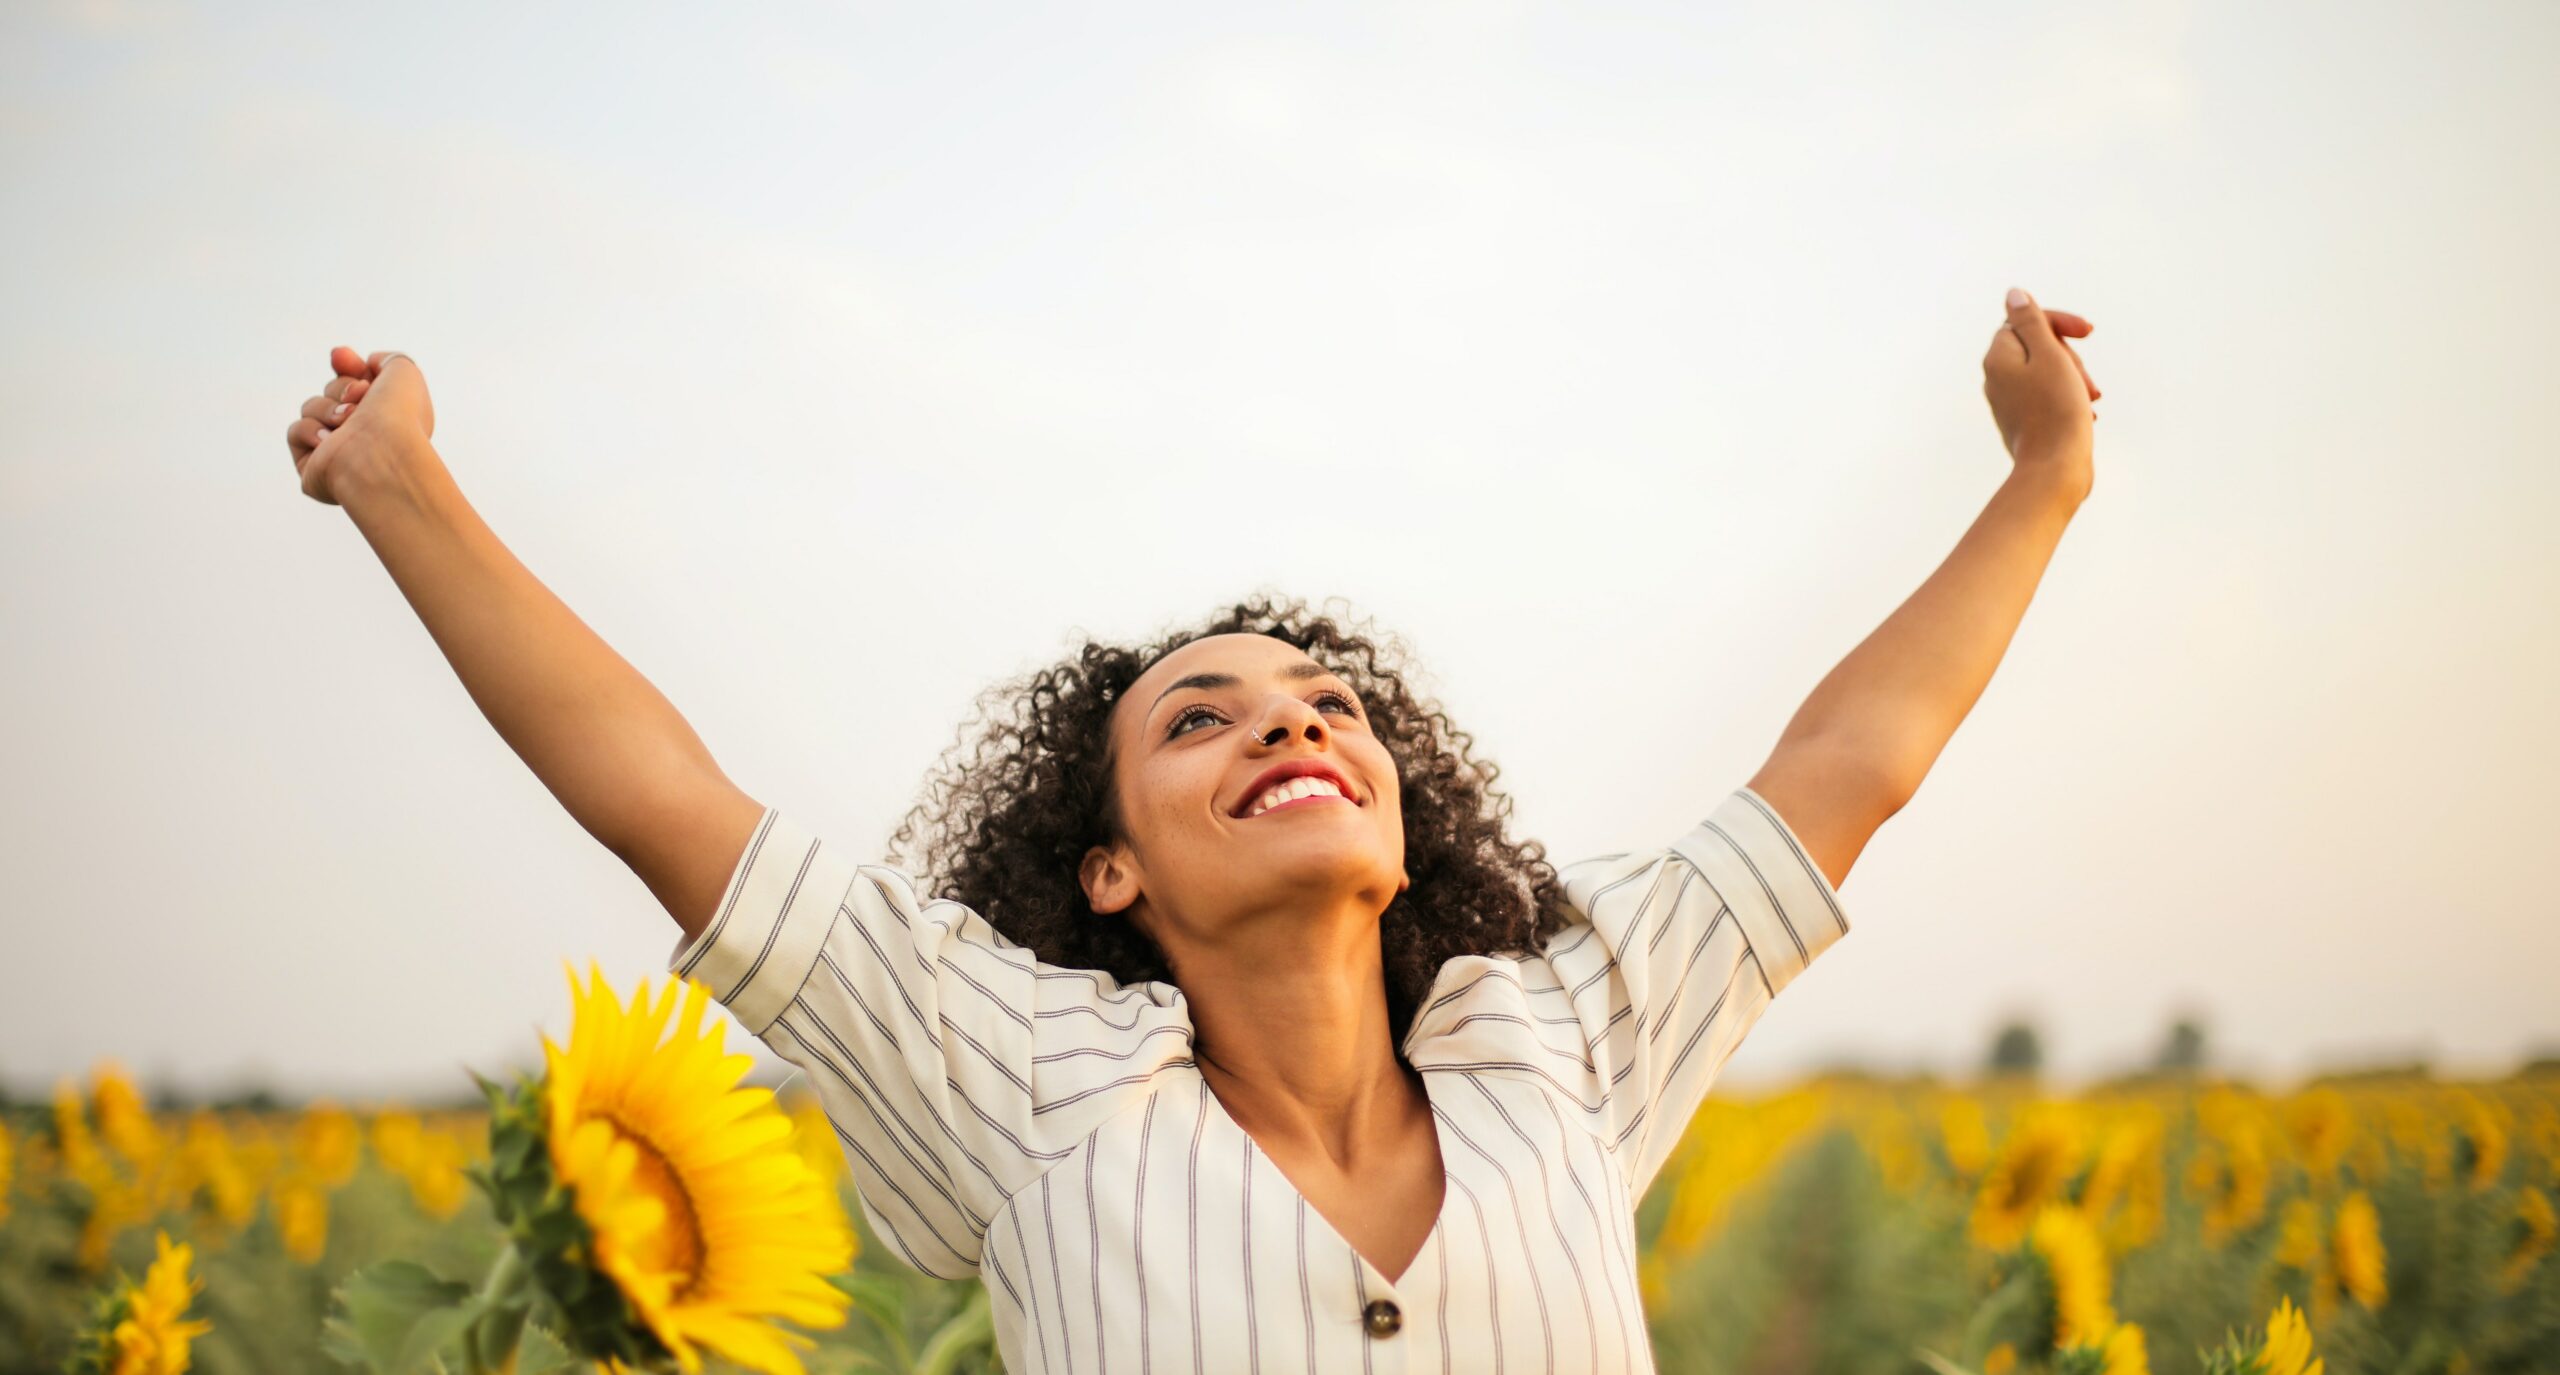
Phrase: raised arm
[
  {"left": 1746, "top": 288, "right": 2099, "bottom": 889},
  {"left": 285, "top": 348, "right": 764, "bottom": 943}
]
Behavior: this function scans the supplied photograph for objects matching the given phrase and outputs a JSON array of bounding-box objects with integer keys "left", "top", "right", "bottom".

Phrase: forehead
[
  {"left": 1119, "top": 633, "right": 1323, "bottom": 724},
  {"left": 1132, "top": 632, "right": 1314, "bottom": 696}
]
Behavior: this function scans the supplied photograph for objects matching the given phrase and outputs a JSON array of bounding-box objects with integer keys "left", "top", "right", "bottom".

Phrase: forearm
[
  {"left": 336, "top": 439, "right": 737, "bottom": 865},
  {"left": 1769, "top": 460, "right": 2087, "bottom": 803}
]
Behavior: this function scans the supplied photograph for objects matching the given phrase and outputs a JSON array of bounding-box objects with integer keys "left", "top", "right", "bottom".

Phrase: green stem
[
  {"left": 913, "top": 1288, "right": 995, "bottom": 1375},
  {"left": 463, "top": 1243, "right": 535, "bottom": 1374}
]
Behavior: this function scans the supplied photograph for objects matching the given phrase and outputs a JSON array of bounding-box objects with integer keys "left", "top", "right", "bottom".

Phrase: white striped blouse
[{"left": 670, "top": 783, "right": 1851, "bottom": 1374}]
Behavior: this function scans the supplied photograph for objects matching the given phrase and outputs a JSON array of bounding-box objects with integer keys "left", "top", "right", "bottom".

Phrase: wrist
[
  {"left": 2008, "top": 448, "right": 2092, "bottom": 509},
  {"left": 337, "top": 431, "right": 457, "bottom": 525}
]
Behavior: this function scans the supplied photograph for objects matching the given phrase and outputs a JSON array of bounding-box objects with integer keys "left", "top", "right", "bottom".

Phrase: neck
[{"left": 1163, "top": 898, "right": 1417, "bottom": 1168}]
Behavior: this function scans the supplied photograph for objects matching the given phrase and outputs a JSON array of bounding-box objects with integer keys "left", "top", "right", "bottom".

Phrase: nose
[{"left": 1245, "top": 694, "right": 1327, "bottom": 748}]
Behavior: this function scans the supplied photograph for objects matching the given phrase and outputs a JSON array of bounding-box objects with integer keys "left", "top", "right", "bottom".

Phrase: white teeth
[{"left": 1248, "top": 776, "right": 1346, "bottom": 816}]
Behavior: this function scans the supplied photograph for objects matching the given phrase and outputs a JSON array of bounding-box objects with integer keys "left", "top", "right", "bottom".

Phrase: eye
[{"left": 1164, "top": 690, "right": 1362, "bottom": 740}]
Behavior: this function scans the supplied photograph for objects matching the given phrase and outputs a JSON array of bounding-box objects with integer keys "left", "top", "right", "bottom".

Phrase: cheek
[{"left": 1135, "top": 757, "right": 1219, "bottom": 828}]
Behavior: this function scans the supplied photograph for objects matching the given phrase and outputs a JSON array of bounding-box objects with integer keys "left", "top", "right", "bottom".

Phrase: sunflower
[
  {"left": 2094, "top": 1322, "right": 2150, "bottom": 1375},
  {"left": 2050, "top": 1318, "right": 2148, "bottom": 1375},
  {"left": 2031, "top": 1203, "right": 2117, "bottom": 1348},
  {"left": 2258, "top": 1296, "right": 2323, "bottom": 1375},
  {"left": 478, "top": 962, "right": 855, "bottom": 1375},
  {"left": 276, "top": 1176, "right": 330, "bottom": 1264},
  {"left": 2505, "top": 1186, "right": 2556, "bottom": 1292},
  {"left": 2448, "top": 1090, "right": 2508, "bottom": 1191},
  {"left": 2284, "top": 1089, "right": 2353, "bottom": 1184},
  {"left": 1942, "top": 1096, "right": 1991, "bottom": 1179},
  {"left": 2272, "top": 1196, "right": 2321, "bottom": 1273},
  {"left": 0, "top": 1117, "right": 14, "bottom": 1227},
  {"left": 1972, "top": 1110, "right": 2085, "bottom": 1251},
  {"left": 70, "top": 1230, "right": 214, "bottom": 1375},
  {"left": 293, "top": 1102, "right": 362, "bottom": 1189},
  {"left": 169, "top": 1115, "right": 235, "bottom": 1226},
  {"left": 2332, "top": 1190, "right": 2387, "bottom": 1310},
  {"left": 92, "top": 1062, "right": 167, "bottom": 1173},
  {"left": 402, "top": 1128, "right": 473, "bottom": 1220}
]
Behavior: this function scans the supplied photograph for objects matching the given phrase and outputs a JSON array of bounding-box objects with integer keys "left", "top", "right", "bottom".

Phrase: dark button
[{"left": 1363, "top": 1299, "right": 1403, "bottom": 1338}]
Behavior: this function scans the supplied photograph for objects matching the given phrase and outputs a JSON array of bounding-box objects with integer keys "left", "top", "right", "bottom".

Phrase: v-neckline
[{"left": 1196, "top": 1063, "right": 1455, "bottom": 1289}]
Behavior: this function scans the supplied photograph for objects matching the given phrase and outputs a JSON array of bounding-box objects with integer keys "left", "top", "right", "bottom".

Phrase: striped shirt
[{"left": 670, "top": 783, "right": 1851, "bottom": 1374}]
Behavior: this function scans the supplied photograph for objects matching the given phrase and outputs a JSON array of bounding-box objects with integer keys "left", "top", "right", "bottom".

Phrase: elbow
[{"left": 1774, "top": 737, "right": 1918, "bottom": 810}]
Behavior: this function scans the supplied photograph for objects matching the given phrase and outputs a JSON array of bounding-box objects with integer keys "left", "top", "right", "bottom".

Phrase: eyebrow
[{"left": 1148, "top": 661, "right": 1336, "bottom": 717}]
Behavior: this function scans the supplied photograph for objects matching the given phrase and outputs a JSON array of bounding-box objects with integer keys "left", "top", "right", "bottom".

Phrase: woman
[{"left": 281, "top": 287, "right": 2098, "bottom": 1372}]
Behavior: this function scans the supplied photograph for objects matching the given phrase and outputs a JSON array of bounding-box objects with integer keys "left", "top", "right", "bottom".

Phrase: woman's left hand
[{"left": 1983, "top": 287, "right": 2100, "bottom": 486}]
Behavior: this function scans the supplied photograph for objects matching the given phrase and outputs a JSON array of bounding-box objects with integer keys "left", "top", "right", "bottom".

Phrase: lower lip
[{"left": 1244, "top": 794, "right": 1354, "bottom": 819}]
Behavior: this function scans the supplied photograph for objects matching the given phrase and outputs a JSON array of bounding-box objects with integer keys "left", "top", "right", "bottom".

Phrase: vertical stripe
[
  {"left": 1087, "top": 1134, "right": 1108, "bottom": 1375},
  {"left": 1242, "top": 1132, "right": 1262, "bottom": 1375},
  {"left": 1009, "top": 1193, "right": 1053, "bottom": 1375},
  {"left": 1535, "top": 1088, "right": 1641, "bottom": 1370},
  {"left": 1189, "top": 1087, "right": 1210, "bottom": 1375},
  {"left": 1296, "top": 1196, "right": 1316, "bottom": 1375},
  {"left": 1352, "top": 1259, "right": 1375, "bottom": 1375},
  {"left": 1135, "top": 1093, "right": 1158, "bottom": 1373},
  {"left": 1435, "top": 1218, "right": 1453, "bottom": 1375},
  {"left": 1445, "top": 1170, "right": 1504, "bottom": 1375},
  {"left": 1468, "top": 1074, "right": 1598, "bottom": 1373},
  {"left": 1440, "top": 1106, "right": 1553, "bottom": 1371},
  {"left": 1042, "top": 1172, "right": 1076, "bottom": 1375},
  {"left": 682, "top": 787, "right": 1839, "bottom": 1375}
]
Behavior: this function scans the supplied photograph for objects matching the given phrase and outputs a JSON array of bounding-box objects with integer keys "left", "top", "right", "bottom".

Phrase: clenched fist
[
  {"left": 1982, "top": 288, "right": 2099, "bottom": 487},
  {"left": 286, "top": 347, "right": 437, "bottom": 506}
]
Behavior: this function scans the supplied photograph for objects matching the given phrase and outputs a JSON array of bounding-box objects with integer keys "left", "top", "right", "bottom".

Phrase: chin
[{"left": 1242, "top": 839, "right": 1400, "bottom": 895}]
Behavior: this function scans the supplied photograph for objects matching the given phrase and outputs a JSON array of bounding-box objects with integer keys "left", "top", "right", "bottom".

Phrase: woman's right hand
[{"left": 287, "top": 346, "right": 437, "bottom": 506}]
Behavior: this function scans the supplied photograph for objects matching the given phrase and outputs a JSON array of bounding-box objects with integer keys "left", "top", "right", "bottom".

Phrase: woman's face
[{"left": 1082, "top": 632, "right": 1408, "bottom": 957}]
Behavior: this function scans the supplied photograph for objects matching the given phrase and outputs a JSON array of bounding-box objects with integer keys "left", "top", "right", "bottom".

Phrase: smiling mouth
[{"left": 1241, "top": 793, "right": 1357, "bottom": 820}]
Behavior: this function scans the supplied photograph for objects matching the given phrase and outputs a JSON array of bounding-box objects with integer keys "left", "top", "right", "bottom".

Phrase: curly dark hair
[{"left": 885, "top": 592, "right": 1581, "bottom": 1055}]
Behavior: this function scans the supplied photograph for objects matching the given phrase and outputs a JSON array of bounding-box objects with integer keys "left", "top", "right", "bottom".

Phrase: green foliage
[
  {"left": 58, "top": 1283, "right": 125, "bottom": 1375},
  {"left": 317, "top": 1260, "right": 475, "bottom": 1374},
  {"left": 466, "top": 1068, "right": 673, "bottom": 1369},
  {"left": 10, "top": 1076, "right": 2559, "bottom": 1373}
]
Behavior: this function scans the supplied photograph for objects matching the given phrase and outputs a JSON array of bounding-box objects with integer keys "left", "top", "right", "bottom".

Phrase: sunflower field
[{"left": 4, "top": 970, "right": 2555, "bottom": 1374}]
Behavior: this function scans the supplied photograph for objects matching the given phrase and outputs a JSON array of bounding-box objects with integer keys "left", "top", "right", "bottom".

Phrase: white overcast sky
[{"left": 4, "top": 0, "right": 2554, "bottom": 1102}]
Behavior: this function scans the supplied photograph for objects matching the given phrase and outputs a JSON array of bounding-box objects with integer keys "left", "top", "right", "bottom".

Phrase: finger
[
  {"left": 302, "top": 394, "right": 354, "bottom": 424},
  {"left": 2004, "top": 287, "right": 2060, "bottom": 357},
  {"left": 1988, "top": 322, "right": 2027, "bottom": 368},
  {"left": 287, "top": 415, "right": 329, "bottom": 455},
  {"left": 343, "top": 377, "right": 369, "bottom": 405},
  {"left": 2045, "top": 309, "right": 2094, "bottom": 338},
  {"left": 366, "top": 350, "right": 410, "bottom": 377},
  {"left": 2054, "top": 336, "right": 2102, "bottom": 401},
  {"left": 331, "top": 346, "right": 369, "bottom": 378}
]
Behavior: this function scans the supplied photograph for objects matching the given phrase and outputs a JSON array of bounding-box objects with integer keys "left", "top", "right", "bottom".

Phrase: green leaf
[
  {"left": 319, "top": 1261, "right": 479, "bottom": 1375},
  {"left": 1916, "top": 1348, "right": 1984, "bottom": 1375},
  {"left": 1957, "top": 1268, "right": 2039, "bottom": 1367},
  {"left": 836, "top": 1272, "right": 914, "bottom": 1369},
  {"left": 509, "top": 1321, "right": 579, "bottom": 1375},
  {"left": 913, "top": 1288, "right": 995, "bottom": 1375}
]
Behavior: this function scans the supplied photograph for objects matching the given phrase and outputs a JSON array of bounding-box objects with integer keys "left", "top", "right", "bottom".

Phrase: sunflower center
[{"left": 605, "top": 1112, "right": 705, "bottom": 1294}]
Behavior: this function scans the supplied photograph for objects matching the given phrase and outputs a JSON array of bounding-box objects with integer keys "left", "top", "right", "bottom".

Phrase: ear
[{"left": 1081, "top": 843, "right": 1141, "bottom": 916}]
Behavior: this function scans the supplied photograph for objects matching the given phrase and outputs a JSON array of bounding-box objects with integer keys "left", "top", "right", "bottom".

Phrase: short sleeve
[
  {"left": 1409, "top": 785, "right": 1850, "bottom": 1201},
  {"left": 669, "top": 807, "right": 1197, "bottom": 1280}
]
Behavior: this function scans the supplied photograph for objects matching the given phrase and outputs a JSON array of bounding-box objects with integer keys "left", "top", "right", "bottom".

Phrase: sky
[{"left": 3, "top": 0, "right": 2554, "bottom": 1104}]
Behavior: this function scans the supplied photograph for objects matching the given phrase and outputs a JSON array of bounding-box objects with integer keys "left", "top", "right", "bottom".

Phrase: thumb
[{"left": 2004, "top": 286, "right": 2058, "bottom": 360}]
